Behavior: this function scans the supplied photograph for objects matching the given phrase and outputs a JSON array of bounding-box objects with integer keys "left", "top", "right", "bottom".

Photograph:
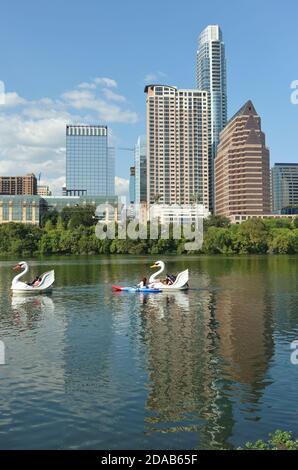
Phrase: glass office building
[
  {"left": 134, "top": 135, "right": 147, "bottom": 205},
  {"left": 197, "top": 25, "right": 227, "bottom": 210},
  {"left": 66, "top": 125, "right": 115, "bottom": 197},
  {"left": 0, "top": 195, "right": 44, "bottom": 225},
  {"left": 271, "top": 163, "right": 298, "bottom": 212}
]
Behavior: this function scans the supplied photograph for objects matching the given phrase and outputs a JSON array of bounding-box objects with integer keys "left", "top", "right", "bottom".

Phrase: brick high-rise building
[
  {"left": 0, "top": 174, "right": 37, "bottom": 195},
  {"left": 215, "top": 101, "right": 270, "bottom": 217},
  {"left": 145, "top": 84, "right": 209, "bottom": 208}
]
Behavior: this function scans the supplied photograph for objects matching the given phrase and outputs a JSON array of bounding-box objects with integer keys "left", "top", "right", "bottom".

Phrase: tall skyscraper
[
  {"left": 197, "top": 25, "right": 227, "bottom": 209},
  {"left": 145, "top": 84, "right": 209, "bottom": 208},
  {"left": 66, "top": 125, "right": 115, "bottom": 197},
  {"left": 0, "top": 174, "right": 37, "bottom": 195},
  {"left": 129, "top": 166, "right": 136, "bottom": 204},
  {"left": 271, "top": 163, "right": 298, "bottom": 212},
  {"left": 134, "top": 135, "right": 147, "bottom": 205},
  {"left": 215, "top": 100, "right": 271, "bottom": 218}
]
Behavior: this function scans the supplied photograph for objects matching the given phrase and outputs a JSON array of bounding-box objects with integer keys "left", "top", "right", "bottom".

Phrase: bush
[{"left": 241, "top": 430, "right": 298, "bottom": 450}]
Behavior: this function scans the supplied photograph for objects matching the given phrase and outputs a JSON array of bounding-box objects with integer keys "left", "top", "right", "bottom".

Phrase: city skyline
[{"left": 0, "top": 0, "right": 297, "bottom": 197}]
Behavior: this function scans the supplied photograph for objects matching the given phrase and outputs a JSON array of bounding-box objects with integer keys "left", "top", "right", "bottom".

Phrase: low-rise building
[
  {"left": 0, "top": 195, "right": 44, "bottom": 225},
  {"left": 0, "top": 195, "right": 119, "bottom": 226},
  {"left": 37, "top": 185, "right": 52, "bottom": 197},
  {"left": 230, "top": 213, "right": 296, "bottom": 224},
  {"left": 148, "top": 203, "right": 210, "bottom": 225}
]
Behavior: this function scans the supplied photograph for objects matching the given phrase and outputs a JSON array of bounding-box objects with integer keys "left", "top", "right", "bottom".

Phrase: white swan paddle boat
[
  {"left": 149, "top": 261, "right": 189, "bottom": 291},
  {"left": 11, "top": 261, "right": 55, "bottom": 295}
]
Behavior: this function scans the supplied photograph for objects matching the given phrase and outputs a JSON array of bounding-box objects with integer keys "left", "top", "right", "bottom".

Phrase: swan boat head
[
  {"left": 149, "top": 261, "right": 165, "bottom": 284},
  {"left": 13, "top": 261, "right": 28, "bottom": 272}
]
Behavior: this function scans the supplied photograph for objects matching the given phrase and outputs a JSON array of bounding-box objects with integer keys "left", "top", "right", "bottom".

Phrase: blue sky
[{"left": 0, "top": 0, "right": 297, "bottom": 194}]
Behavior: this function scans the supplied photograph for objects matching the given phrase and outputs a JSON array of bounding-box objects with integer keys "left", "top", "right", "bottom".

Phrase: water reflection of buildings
[
  {"left": 216, "top": 272, "right": 274, "bottom": 385},
  {"left": 140, "top": 267, "right": 274, "bottom": 449},
  {"left": 139, "top": 277, "right": 231, "bottom": 449}
]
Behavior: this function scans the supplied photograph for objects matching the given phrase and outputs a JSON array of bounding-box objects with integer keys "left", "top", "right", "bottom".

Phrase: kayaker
[
  {"left": 27, "top": 275, "right": 42, "bottom": 287},
  {"left": 138, "top": 277, "right": 148, "bottom": 288}
]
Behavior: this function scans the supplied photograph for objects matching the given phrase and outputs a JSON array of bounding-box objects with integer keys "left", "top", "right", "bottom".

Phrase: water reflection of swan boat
[
  {"left": 11, "top": 295, "right": 55, "bottom": 313},
  {"left": 139, "top": 290, "right": 190, "bottom": 319},
  {"left": 149, "top": 261, "right": 189, "bottom": 291},
  {"left": 11, "top": 262, "right": 55, "bottom": 295}
]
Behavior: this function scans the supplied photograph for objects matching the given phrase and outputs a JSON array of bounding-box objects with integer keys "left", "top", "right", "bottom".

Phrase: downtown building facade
[
  {"left": 271, "top": 163, "right": 298, "bottom": 213},
  {"left": 65, "top": 125, "right": 115, "bottom": 197},
  {"left": 129, "top": 166, "right": 135, "bottom": 204},
  {"left": 145, "top": 84, "right": 209, "bottom": 210},
  {"left": 0, "top": 173, "right": 37, "bottom": 195},
  {"left": 197, "top": 25, "right": 227, "bottom": 210},
  {"left": 37, "top": 185, "right": 52, "bottom": 197},
  {"left": 215, "top": 100, "right": 271, "bottom": 218},
  {"left": 134, "top": 135, "right": 147, "bottom": 205}
]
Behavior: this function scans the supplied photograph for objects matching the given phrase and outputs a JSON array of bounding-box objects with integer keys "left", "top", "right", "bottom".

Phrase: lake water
[{"left": 0, "top": 255, "right": 297, "bottom": 450}]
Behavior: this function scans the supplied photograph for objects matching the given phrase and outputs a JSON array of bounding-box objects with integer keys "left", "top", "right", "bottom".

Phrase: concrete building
[
  {"left": 197, "top": 25, "right": 227, "bottom": 210},
  {"left": 149, "top": 203, "right": 210, "bottom": 225},
  {"left": 229, "top": 213, "right": 296, "bottom": 224},
  {"left": 66, "top": 125, "right": 115, "bottom": 197},
  {"left": 271, "top": 163, "right": 298, "bottom": 213},
  {"left": 145, "top": 84, "right": 209, "bottom": 209},
  {"left": 37, "top": 185, "right": 52, "bottom": 197},
  {"left": 0, "top": 174, "right": 37, "bottom": 195},
  {"left": 129, "top": 166, "right": 135, "bottom": 204},
  {"left": 215, "top": 100, "right": 271, "bottom": 218},
  {"left": 134, "top": 135, "right": 147, "bottom": 205}
]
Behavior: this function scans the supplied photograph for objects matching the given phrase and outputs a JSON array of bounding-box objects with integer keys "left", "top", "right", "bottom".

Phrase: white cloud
[
  {"left": 102, "top": 88, "right": 126, "bottom": 102},
  {"left": 115, "top": 176, "right": 129, "bottom": 197},
  {"left": 93, "top": 77, "right": 117, "bottom": 88},
  {"left": 1, "top": 92, "right": 27, "bottom": 107},
  {"left": 78, "top": 82, "right": 97, "bottom": 90},
  {"left": 0, "top": 78, "right": 138, "bottom": 195},
  {"left": 62, "top": 89, "right": 137, "bottom": 123}
]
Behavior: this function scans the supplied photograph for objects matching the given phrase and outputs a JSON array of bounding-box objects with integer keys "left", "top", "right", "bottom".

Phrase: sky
[{"left": 0, "top": 0, "right": 297, "bottom": 195}]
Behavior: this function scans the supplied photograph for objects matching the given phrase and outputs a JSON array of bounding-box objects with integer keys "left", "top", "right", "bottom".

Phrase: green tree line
[{"left": 0, "top": 206, "right": 297, "bottom": 256}]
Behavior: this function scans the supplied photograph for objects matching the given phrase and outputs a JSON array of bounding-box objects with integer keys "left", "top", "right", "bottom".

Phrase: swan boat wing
[{"left": 159, "top": 269, "right": 189, "bottom": 290}]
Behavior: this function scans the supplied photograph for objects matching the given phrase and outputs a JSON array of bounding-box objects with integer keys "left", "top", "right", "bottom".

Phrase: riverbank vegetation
[
  {"left": 240, "top": 430, "right": 298, "bottom": 450},
  {"left": 0, "top": 207, "right": 297, "bottom": 255}
]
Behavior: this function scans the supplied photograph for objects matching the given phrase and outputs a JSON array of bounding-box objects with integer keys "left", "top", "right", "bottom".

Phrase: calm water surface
[{"left": 0, "top": 255, "right": 297, "bottom": 449}]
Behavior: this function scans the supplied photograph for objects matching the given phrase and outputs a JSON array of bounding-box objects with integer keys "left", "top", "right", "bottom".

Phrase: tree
[
  {"left": 204, "top": 214, "right": 231, "bottom": 229},
  {"left": 41, "top": 209, "right": 58, "bottom": 228},
  {"left": 234, "top": 219, "right": 269, "bottom": 254}
]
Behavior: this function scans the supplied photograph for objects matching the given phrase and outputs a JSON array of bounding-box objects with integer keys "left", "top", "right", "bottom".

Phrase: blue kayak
[{"left": 112, "top": 285, "right": 162, "bottom": 293}]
